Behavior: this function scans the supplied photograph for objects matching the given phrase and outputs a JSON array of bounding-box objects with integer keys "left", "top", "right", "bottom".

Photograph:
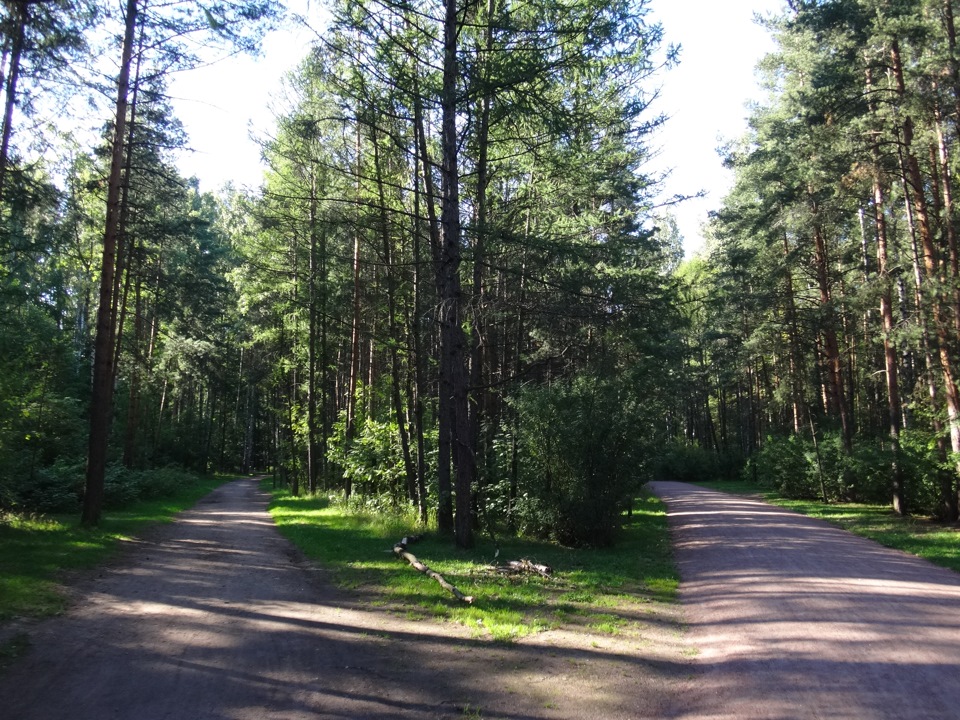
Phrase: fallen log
[{"left": 392, "top": 541, "right": 474, "bottom": 604}]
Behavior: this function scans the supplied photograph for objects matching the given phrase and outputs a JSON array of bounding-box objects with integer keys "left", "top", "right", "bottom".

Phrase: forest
[{"left": 1, "top": 0, "right": 958, "bottom": 552}]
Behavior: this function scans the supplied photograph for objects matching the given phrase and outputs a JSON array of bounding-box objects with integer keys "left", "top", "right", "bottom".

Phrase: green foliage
[
  {"left": 511, "top": 374, "right": 648, "bottom": 547},
  {"left": 747, "top": 431, "right": 948, "bottom": 516},
  {"left": 654, "top": 440, "right": 744, "bottom": 483},
  {"left": 16, "top": 460, "right": 85, "bottom": 513},
  {"left": 899, "top": 428, "right": 954, "bottom": 517},
  {"left": 6, "top": 463, "right": 210, "bottom": 515},
  {"left": 328, "top": 408, "right": 406, "bottom": 504},
  {"left": 746, "top": 434, "right": 816, "bottom": 498}
]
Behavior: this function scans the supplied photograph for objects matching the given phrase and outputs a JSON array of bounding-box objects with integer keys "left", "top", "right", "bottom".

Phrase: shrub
[
  {"left": 103, "top": 465, "right": 142, "bottom": 508},
  {"left": 748, "top": 430, "right": 948, "bottom": 512},
  {"left": 746, "top": 434, "right": 817, "bottom": 498},
  {"left": 512, "top": 374, "right": 647, "bottom": 547},
  {"left": 15, "top": 460, "right": 85, "bottom": 513},
  {"left": 138, "top": 467, "right": 198, "bottom": 499},
  {"left": 655, "top": 441, "right": 744, "bottom": 483}
]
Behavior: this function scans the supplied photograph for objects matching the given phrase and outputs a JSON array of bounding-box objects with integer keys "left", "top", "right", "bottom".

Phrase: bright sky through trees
[
  {"left": 648, "top": 0, "right": 781, "bottom": 254},
  {"left": 170, "top": 0, "right": 783, "bottom": 256}
]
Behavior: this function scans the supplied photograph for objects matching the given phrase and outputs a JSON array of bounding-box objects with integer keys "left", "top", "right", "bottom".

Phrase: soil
[
  {"left": 0, "top": 478, "right": 688, "bottom": 719},
  {"left": 650, "top": 481, "right": 960, "bottom": 720}
]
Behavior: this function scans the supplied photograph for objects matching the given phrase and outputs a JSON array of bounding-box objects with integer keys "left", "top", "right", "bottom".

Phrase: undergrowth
[{"left": 266, "top": 483, "right": 677, "bottom": 643}]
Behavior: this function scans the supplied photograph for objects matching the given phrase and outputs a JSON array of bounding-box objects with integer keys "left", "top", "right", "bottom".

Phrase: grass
[
  {"left": 0, "top": 473, "right": 237, "bottom": 623},
  {"left": 695, "top": 480, "right": 960, "bottom": 573},
  {"left": 266, "top": 483, "right": 678, "bottom": 642}
]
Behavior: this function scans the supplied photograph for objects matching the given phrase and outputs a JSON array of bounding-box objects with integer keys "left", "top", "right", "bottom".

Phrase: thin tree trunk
[
  {"left": 810, "top": 206, "right": 852, "bottom": 452},
  {"left": 866, "top": 64, "right": 906, "bottom": 513},
  {"left": 307, "top": 170, "right": 319, "bottom": 494},
  {"left": 344, "top": 115, "right": 363, "bottom": 498},
  {"left": 872, "top": 178, "right": 906, "bottom": 513},
  {"left": 410, "top": 139, "right": 429, "bottom": 524},
  {"left": 0, "top": 0, "right": 25, "bottom": 200},
  {"left": 412, "top": 59, "right": 453, "bottom": 533},
  {"left": 372, "top": 125, "right": 417, "bottom": 506}
]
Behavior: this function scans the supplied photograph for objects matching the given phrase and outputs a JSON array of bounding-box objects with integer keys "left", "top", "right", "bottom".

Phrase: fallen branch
[
  {"left": 494, "top": 559, "right": 553, "bottom": 578},
  {"left": 392, "top": 540, "right": 474, "bottom": 604}
]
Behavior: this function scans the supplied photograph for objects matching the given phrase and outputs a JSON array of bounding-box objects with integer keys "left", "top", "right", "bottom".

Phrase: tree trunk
[
  {"left": 307, "top": 170, "right": 320, "bottom": 494},
  {"left": 810, "top": 206, "right": 852, "bottom": 452},
  {"left": 372, "top": 125, "right": 417, "bottom": 507},
  {"left": 872, "top": 177, "right": 906, "bottom": 513},
  {"left": 440, "top": 0, "right": 474, "bottom": 548},
  {"left": 344, "top": 116, "right": 363, "bottom": 498},
  {"left": 413, "top": 62, "right": 453, "bottom": 533},
  {"left": 81, "top": 0, "right": 139, "bottom": 526},
  {"left": 892, "top": 39, "right": 960, "bottom": 519},
  {"left": 0, "top": 0, "right": 25, "bottom": 200}
]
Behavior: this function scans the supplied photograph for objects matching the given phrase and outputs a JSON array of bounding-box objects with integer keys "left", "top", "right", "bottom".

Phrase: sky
[{"left": 170, "top": 0, "right": 784, "bottom": 256}]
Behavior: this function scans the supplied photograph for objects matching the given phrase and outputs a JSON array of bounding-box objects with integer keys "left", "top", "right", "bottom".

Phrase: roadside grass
[
  {"left": 695, "top": 480, "right": 960, "bottom": 573},
  {"left": 266, "top": 484, "right": 678, "bottom": 643},
  {"left": 0, "top": 474, "right": 238, "bottom": 623}
]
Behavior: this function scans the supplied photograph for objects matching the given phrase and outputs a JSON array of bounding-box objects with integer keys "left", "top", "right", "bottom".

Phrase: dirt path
[
  {"left": 0, "top": 478, "right": 686, "bottom": 719},
  {"left": 650, "top": 481, "right": 960, "bottom": 720}
]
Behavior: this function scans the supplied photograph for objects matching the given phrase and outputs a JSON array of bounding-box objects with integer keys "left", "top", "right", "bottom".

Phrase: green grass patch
[
  {"left": 266, "top": 484, "right": 678, "bottom": 642},
  {"left": 695, "top": 480, "right": 960, "bottom": 573},
  {"left": 0, "top": 474, "right": 238, "bottom": 622}
]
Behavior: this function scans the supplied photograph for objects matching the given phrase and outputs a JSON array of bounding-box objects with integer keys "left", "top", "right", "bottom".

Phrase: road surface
[{"left": 650, "top": 481, "right": 960, "bottom": 720}]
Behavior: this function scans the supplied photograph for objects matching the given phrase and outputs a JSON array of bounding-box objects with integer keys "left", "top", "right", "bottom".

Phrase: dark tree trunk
[
  {"left": 0, "top": 0, "right": 25, "bottom": 200},
  {"left": 81, "top": 0, "right": 139, "bottom": 526},
  {"left": 440, "top": 0, "right": 474, "bottom": 548}
]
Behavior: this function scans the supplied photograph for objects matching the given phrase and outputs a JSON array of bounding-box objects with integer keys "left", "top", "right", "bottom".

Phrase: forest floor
[
  {"left": 3, "top": 478, "right": 960, "bottom": 719},
  {"left": 0, "top": 477, "right": 690, "bottom": 719}
]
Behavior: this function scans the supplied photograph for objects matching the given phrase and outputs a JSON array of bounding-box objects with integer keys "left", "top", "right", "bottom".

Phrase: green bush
[
  {"left": 900, "top": 428, "right": 953, "bottom": 517},
  {"left": 7, "top": 462, "right": 204, "bottom": 514},
  {"left": 655, "top": 441, "right": 744, "bottom": 483},
  {"left": 748, "top": 430, "right": 948, "bottom": 513},
  {"left": 16, "top": 460, "right": 85, "bottom": 513},
  {"left": 512, "top": 374, "right": 646, "bottom": 547},
  {"left": 103, "top": 465, "right": 142, "bottom": 508},
  {"left": 746, "top": 434, "right": 817, "bottom": 498},
  {"left": 138, "top": 467, "right": 198, "bottom": 499}
]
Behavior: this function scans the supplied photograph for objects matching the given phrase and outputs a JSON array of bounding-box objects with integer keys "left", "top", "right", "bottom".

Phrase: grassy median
[{"left": 266, "top": 484, "right": 678, "bottom": 643}]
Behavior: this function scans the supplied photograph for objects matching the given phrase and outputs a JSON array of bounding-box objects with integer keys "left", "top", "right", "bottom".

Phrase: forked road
[
  {"left": 0, "top": 478, "right": 681, "bottom": 720},
  {"left": 650, "top": 481, "right": 960, "bottom": 720}
]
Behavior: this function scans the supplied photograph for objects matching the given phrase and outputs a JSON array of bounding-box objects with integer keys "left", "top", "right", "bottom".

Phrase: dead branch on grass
[{"left": 392, "top": 538, "right": 474, "bottom": 604}]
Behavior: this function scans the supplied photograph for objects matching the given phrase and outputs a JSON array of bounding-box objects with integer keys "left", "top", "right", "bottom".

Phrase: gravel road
[
  {"left": 650, "top": 481, "right": 960, "bottom": 720},
  {"left": 0, "top": 478, "right": 685, "bottom": 719}
]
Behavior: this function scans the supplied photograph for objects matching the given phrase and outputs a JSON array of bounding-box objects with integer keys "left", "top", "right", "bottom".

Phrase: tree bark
[
  {"left": 0, "top": 0, "right": 25, "bottom": 200},
  {"left": 892, "top": 39, "right": 960, "bottom": 519},
  {"left": 81, "top": 0, "right": 139, "bottom": 526},
  {"left": 440, "top": 0, "right": 474, "bottom": 548},
  {"left": 412, "top": 60, "right": 452, "bottom": 533}
]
